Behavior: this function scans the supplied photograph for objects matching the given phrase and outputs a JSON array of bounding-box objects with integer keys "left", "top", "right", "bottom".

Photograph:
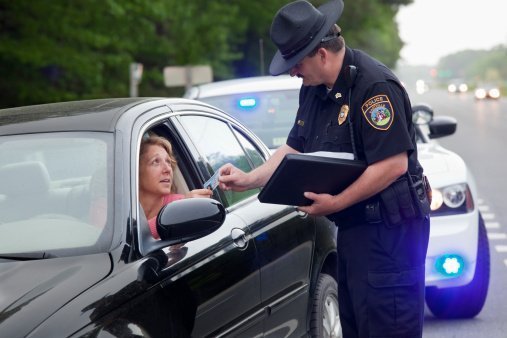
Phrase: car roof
[
  {"left": 187, "top": 75, "right": 302, "bottom": 98},
  {"left": 0, "top": 97, "right": 205, "bottom": 135}
]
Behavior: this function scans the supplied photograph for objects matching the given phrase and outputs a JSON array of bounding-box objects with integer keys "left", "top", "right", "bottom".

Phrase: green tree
[
  {"left": 0, "top": 0, "right": 413, "bottom": 108},
  {"left": 0, "top": 0, "right": 248, "bottom": 107}
]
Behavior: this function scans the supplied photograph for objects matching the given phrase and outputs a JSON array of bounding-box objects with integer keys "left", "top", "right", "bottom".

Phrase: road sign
[{"left": 163, "top": 65, "right": 213, "bottom": 89}]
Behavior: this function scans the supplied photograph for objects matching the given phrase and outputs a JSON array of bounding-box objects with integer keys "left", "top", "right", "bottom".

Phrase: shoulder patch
[{"left": 361, "top": 94, "right": 394, "bottom": 130}]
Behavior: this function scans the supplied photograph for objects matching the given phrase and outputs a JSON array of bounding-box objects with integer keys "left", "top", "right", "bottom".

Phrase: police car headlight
[{"left": 430, "top": 183, "right": 474, "bottom": 216}]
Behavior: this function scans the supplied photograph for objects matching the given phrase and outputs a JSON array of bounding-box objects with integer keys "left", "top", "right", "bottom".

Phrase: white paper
[{"left": 302, "top": 151, "right": 354, "bottom": 160}]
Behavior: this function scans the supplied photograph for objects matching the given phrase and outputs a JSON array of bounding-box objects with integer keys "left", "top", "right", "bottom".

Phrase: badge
[
  {"left": 335, "top": 92, "right": 342, "bottom": 99},
  {"left": 338, "top": 105, "right": 349, "bottom": 125},
  {"left": 297, "top": 119, "right": 305, "bottom": 126},
  {"left": 361, "top": 94, "right": 393, "bottom": 130}
]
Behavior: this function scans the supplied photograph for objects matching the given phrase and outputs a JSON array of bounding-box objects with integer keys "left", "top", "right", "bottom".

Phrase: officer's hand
[
  {"left": 186, "top": 188, "right": 213, "bottom": 199},
  {"left": 218, "top": 163, "right": 250, "bottom": 192},
  {"left": 298, "top": 192, "right": 338, "bottom": 216}
]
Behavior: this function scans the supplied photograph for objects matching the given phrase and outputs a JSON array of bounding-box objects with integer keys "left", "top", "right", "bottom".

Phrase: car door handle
[
  {"left": 231, "top": 228, "right": 249, "bottom": 250},
  {"left": 294, "top": 207, "right": 308, "bottom": 218}
]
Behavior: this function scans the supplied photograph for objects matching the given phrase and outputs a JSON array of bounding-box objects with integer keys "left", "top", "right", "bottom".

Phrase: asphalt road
[{"left": 406, "top": 87, "right": 507, "bottom": 338}]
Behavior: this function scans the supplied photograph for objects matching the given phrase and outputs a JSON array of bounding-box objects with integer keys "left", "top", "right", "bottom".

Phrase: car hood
[
  {"left": 0, "top": 253, "right": 111, "bottom": 337},
  {"left": 417, "top": 142, "right": 468, "bottom": 188}
]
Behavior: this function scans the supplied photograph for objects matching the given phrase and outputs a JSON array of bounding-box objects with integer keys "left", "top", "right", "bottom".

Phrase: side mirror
[
  {"left": 428, "top": 116, "right": 457, "bottom": 139},
  {"left": 157, "top": 198, "right": 225, "bottom": 242},
  {"left": 412, "top": 103, "right": 434, "bottom": 125}
]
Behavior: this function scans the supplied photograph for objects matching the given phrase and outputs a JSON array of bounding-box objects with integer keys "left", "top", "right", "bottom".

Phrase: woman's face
[{"left": 139, "top": 144, "right": 174, "bottom": 197}]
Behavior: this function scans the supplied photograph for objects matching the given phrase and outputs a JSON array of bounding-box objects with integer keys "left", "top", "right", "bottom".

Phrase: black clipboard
[{"left": 258, "top": 153, "right": 366, "bottom": 206}]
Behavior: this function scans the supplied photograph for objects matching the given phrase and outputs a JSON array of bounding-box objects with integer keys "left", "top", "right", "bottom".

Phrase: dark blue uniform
[{"left": 287, "top": 47, "right": 430, "bottom": 337}]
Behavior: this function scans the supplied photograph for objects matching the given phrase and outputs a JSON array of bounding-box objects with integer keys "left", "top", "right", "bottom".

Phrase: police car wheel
[
  {"left": 310, "top": 273, "right": 342, "bottom": 338},
  {"left": 425, "top": 212, "right": 490, "bottom": 318}
]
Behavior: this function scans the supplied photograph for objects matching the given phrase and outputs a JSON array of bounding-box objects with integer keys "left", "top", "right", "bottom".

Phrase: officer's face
[{"left": 289, "top": 54, "right": 324, "bottom": 86}]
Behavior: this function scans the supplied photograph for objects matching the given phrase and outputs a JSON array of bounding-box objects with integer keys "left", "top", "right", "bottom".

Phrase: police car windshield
[{"left": 199, "top": 89, "right": 299, "bottom": 149}]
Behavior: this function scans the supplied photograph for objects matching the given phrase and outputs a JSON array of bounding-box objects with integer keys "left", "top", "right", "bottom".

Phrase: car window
[
  {"left": 0, "top": 132, "right": 113, "bottom": 256},
  {"left": 233, "top": 128, "right": 265, "bottom": 168},
  {"left": 199, "top": 89, "right": 299, "bottom": 149},
  {"left": 178, "top": 115, "right": 262, "bottom": 206}
]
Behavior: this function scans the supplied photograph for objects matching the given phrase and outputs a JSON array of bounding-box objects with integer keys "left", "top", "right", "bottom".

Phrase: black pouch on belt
[
  {"left": 379, "top": 183, "right": 402, "bottom": 225},
  {"left": 407, "top": 173, "right": 431, "bottom": 218},
  {"left": 379, "top": 175, "right": 417, "bottom": 226}
]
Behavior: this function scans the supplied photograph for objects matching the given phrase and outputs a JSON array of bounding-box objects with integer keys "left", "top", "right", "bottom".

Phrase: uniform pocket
[
  {"left": 367, "top": 269, "right": 423, "bottom": 337},
  {"left": 321, "top": 124, "right": 352, "bottom": 152}
]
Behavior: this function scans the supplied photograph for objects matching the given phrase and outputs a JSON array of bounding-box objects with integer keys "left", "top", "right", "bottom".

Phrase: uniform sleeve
[
  {"left": 359, "top": 81, "right": 413, "bottom": 165},
  {"left": 286, "top": 85, "right": 309, "bottom": 152}
]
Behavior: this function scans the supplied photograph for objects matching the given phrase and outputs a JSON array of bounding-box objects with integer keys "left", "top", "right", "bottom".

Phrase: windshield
[
  {"left": 200, "top": 89, "right": 299, "bottom": 149},
  {"left": 0, "top": 132, "right": 114, "bottom": 257}
]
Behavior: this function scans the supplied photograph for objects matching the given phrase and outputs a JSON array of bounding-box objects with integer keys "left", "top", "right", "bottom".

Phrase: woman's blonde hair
[{"left": 139, "top": 134, "right": 177, "bottom": 170}]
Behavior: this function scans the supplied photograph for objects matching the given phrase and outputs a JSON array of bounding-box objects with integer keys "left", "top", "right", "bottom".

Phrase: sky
[{"left": 395, "top": 0, "right": 507, "bottom": 66}]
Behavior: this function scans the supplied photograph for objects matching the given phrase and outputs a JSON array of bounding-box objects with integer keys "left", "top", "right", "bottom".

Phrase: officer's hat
[{"left": 269, "top": 0, "right": 344, "bottom": 76}]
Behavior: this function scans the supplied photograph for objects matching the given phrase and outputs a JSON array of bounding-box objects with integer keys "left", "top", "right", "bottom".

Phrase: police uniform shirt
[{"left": 286, "top": 47, "right": 421, "bottom": 177}]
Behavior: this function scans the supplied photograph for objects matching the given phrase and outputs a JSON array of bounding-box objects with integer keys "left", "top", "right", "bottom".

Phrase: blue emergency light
[
  {"left": 238, "top": 97, "right": 257, "bottom": 109},
  {"left": 435, "top": 254, "right": 464, "bottom": 277}
]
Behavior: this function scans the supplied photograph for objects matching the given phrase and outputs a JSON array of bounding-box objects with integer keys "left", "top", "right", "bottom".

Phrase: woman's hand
[{"left": 186, "top": 188, "right": 213, "bottom": 199}]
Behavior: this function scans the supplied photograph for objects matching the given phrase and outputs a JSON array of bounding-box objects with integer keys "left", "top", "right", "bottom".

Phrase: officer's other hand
[
  {"left": 298, "top": 192, "right": 337, "bottom": 216},
  {"left": 218, "top": 163, "right": 249, "bottom": 192}
]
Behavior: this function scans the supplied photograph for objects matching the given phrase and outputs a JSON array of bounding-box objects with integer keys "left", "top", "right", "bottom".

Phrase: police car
[{"left": 185, "top": 75, "right": 490, "bottom": 319}]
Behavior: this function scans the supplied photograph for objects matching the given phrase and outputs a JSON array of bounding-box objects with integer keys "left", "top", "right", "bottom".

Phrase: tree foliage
[
  {"left": 0, "top": 0, "right": 411, "bottom": 108},
  {"left": 438, "top": 46, "right": 507, "bottom": 86}
]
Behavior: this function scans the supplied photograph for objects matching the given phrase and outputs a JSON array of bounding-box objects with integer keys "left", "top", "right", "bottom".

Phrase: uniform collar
[{"left": 318, "top": 47, "right": 354, "bottom": 101}]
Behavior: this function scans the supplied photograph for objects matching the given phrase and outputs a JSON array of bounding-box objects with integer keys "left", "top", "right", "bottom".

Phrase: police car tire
[
  {"left": 310, "top": 273, "right": 341, "bottom": 338},
  {"left": 425, "top": 212, "right": 490, "bottom": 318}
]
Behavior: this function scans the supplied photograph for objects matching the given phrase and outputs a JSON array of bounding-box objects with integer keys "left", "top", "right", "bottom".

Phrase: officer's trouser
[{"left": 337, "top": 216, "right": 430, "bottom": 338}]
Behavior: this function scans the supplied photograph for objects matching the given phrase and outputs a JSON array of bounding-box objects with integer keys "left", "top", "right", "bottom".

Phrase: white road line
[
  {"left": 485, "top": 222, "right": 501, "bottom": 229},
  {"left": 488, "top": 233, "right": 507, "bottom": 240},
  {"left": 482, "top": 213, "right": 496, "bottom": 221},
  {"left": 495, "top": 245, "right": 507, "bottom": 253},
  {"left": 479, "top": 205, "right": 490, "bottom": 212}
]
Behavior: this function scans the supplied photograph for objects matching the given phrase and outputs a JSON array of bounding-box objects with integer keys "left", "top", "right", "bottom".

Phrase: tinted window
[
  {"left": 179, "top": 115, "right": 263, "bottom": 205},
  {"left": 0, "top": 132, "right": 113, "bottom": 256},
  {"left": 200, "top": 89, "right": 299, "bottom": 149},
  {"left": 234, "top": 128, "right": 264, "bottom": 168}
]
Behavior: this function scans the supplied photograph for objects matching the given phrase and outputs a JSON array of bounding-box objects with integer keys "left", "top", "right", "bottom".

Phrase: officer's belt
[{"left": 327, "top": 196, "right": 381, "bottom": 228}]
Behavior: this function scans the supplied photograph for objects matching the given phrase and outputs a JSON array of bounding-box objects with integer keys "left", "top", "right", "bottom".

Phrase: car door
[
  {"left": 176, "top": 112, "right": 316, "bottom": 337},
  {"left": 164, "top": 113, "right": 264, "bottom": 337}
]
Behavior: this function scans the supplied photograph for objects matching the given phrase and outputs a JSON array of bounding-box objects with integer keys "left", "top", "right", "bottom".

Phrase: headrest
[{"left": 0, "top": 161, "right": 50, "bottom": 196}]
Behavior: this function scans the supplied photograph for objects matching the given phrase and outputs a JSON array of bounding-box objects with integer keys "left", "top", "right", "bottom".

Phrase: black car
[{"left": 0, "top": 98, "right": 339, "bottom": 337}]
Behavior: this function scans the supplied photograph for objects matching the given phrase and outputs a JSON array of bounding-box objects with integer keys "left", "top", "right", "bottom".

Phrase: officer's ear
[{"left": 317, "top": 48, "right": 328, "bottom": 63}]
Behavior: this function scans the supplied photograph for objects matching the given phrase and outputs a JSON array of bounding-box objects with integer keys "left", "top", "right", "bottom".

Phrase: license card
[{"left": 203, "top": 171, "right": 220, "bottom": 190}]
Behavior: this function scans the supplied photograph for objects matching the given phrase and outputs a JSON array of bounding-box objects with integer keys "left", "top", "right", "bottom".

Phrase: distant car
[
  {"left": 0, "top": 98, "right": 340, "bottom": 337},
  {"left": 447, "top": 79, "right": 469, "bottom": 94},
  {"left": 474, "top": 83, "right": 501, "bottom": 100},
  {"left": 186, "top": 75, "right": 491, "bottom": 319}
]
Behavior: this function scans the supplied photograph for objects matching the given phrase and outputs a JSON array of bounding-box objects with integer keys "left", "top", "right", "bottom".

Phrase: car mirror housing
[
  {"left": 156, "top": 198, "right": 226, "bottom": 242},
  {"left": 428, "top": 116, "right": 457, "bottom": 139},
  {"left": 412, "top": 103, "right": 434, "bottom": 125}
]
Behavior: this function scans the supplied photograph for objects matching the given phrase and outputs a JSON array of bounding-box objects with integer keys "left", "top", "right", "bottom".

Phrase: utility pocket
[
  {"left": 380, "top": 176, "right": 416, "bottom": 226},
  {"left": 320, "top": 124, "right": 352, "bottom": 152},
  {"left": 367, "top": 269, "right": 422, "bottom": 336}
]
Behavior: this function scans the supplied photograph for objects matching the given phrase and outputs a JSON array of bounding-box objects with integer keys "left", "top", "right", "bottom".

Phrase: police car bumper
[{"left": 425, "top": 209, "right": 479, "bottom": 288}]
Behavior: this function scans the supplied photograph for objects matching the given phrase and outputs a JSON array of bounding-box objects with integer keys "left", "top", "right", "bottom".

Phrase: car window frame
[{"left": 170, "top": 111, "right": 269, "bottom": 209}]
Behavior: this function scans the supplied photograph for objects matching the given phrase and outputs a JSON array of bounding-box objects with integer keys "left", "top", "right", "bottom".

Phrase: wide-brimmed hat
[{"left": 269, "top": 0, "right": 344, "bottom": 76}]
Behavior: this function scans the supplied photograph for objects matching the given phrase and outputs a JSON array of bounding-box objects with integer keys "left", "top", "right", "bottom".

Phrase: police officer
[{"left": 218, "top": 0, "right": 430, "bottom": 337}]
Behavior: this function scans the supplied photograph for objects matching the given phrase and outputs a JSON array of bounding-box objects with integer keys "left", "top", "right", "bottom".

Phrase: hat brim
[{"left": 269, "top": 0, "right": 344, "bottom": 76}]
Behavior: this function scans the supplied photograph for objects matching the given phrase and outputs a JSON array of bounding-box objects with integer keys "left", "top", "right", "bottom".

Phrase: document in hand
[{"left": 258, "top": 152, "right": 366, "bottom": 206}]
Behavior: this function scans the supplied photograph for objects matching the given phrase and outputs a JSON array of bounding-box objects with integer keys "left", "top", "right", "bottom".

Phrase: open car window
[{"left": 177, "top": 115, "right": 265, "bottom": 207}]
